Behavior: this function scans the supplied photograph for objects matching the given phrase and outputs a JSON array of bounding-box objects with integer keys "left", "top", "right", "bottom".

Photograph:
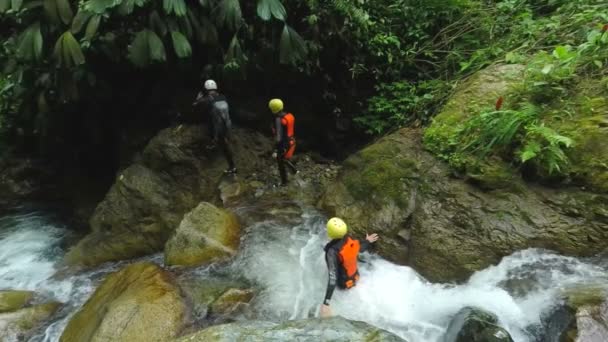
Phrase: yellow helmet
[
  {"left": 269, "top": 99, "right": 284, "bottom": 114},
  {"left": 327, "top": 217, "right": 347, "bottom": 240}
]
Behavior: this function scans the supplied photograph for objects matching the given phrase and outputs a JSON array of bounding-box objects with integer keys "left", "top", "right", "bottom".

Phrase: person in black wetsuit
[
  {"left": 320, "top": 217, "right": 379, "bottom": 318},
  {"left": 193, "top": 79, "right": 236, "bottom": 174}
]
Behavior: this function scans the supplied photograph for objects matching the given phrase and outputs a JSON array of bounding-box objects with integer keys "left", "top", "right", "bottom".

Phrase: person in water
[
  {"left": 268, "top": 98, "right": 298, "bottom": 186},
  {"left": 320, "top": 217, "right": 379, "bottom": 318},
  {"left": 193, "top": 79, "right": 236, "bottom": 174}
]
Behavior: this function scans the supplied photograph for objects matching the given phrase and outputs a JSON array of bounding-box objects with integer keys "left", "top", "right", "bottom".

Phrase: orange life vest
[
  {"left": 337, "top": 237, "right": 360, "bottom": 289},
  {"left": 280, "top": 113, "right": 295, "bottom": 140}
]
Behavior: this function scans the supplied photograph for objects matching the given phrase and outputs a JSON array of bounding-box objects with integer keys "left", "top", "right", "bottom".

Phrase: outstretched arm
[{"left": 359, "top": 233, "right": 379, "bottom": 253}]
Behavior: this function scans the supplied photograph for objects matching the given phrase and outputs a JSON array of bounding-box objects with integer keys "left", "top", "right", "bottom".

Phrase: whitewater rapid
[{"left": 1, "top": 206, "right": 608, "bottom": 342}]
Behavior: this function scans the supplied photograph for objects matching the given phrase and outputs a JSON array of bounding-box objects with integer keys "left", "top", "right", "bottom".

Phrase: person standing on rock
[
  {"left": 320, "top": 217, "right": 379, "bottom": 318},
  {"left": 268, "top": 98, "right": 298, "bottom": 186},
  {"left": 193, "top": 79, "right": 237, "bottom": 174}
]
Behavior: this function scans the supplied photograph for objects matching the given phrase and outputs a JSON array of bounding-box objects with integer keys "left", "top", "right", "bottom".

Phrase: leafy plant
[{"left": 356, "top": 80, "right": 450, "bottom": 135}]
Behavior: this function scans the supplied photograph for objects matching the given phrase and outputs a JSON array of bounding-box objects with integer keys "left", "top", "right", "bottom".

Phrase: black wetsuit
[
  {"left": 323, "top": 236, "right": 371, "bottom": 305},
  {"left": 194, "top": 91, "right": 235, "bottom": 170}
]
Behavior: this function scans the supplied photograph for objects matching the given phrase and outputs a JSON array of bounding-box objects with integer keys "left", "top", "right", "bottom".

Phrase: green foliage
[
  {"left": 170, "top": 31, "right": 191, "bottom": 58},
  {"left": 128, "top": 29, "right": 166, "bottom": 67},
  {"left": 279, "top": 24, "right": 307, "bottom": 65},
  {"left": 53, "top": 31, "right": 85, "bottom": 67},
  {"left": 256, "top": 0, "right": 285, "bottom": 21},
  {"left": 356, "top": 80, "right": 451, "bottom": 135},
  {"left": 17, "top": 23, "right": 43, "bottom": 61}
]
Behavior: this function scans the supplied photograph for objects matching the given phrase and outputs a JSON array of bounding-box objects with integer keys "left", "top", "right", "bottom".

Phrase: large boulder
[
  {"left": 0, "top": 301, "right": 61, "bottom": 341},
  {"left": 165, "top": 202, "right": 240, "bottom": 266},
  {"left": 0, "top": 290, "right": 34, "bottom": 313},
  {"left": 444, "top": 307, "right": 513, "bottom": 342},
  {"left": 543, "top": 286, "right": 608, "bottom": 342},
  {"left": 176, "top": 316, "right": 406, "bottom": 341},
  {"left": 319, "top": 128, "right": 608, "bottom": 282},
  {"left": 177, "top": 276, "right": 251, "bottom": 322},
  {"left": 60, "top": 262, "right": 186, "bottom": 342},
  {"left": 424, "top": 64, "right": 608, "bottom": 193},
  {"left": 65, "top": 126, "right": 271, "bottom": 266},
  {"left": 209, "top": 288, "right": 254, "bottom": 317}
]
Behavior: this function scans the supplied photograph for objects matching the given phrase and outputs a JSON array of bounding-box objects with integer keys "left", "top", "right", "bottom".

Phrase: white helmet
[{"left": 204, "top": 79, "right": 218, "bottom": 90}]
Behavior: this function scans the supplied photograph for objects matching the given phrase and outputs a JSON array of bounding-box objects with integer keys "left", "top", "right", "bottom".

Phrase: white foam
[{"left": 235, "top": 211, "right": 608, "bottom": 342}]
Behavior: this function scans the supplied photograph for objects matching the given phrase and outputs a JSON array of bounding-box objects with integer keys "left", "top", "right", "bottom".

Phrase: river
[{"left": 1, "top": 205, "right": 607, "bottom": 341}]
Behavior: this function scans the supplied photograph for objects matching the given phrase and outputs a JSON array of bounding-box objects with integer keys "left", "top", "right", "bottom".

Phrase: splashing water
[
  {"left": 234, "top": 209, "right": 608, "bottom": 342},
  {"left": 1, "top": 206, "right": 608, "bottom": 342}
]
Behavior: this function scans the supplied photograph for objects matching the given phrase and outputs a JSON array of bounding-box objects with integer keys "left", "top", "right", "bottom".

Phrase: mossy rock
[
  {"left": 178, "top": 276, "right": 249, "bottom": 320},
  {"left": 164, "top": 202, "right": 241, "bottom": 267},
  {"left": 424, "top": 64, "right": 525, "bottom": 160},
  {"left": 60, "top": 262, "right": 186, "bottom": 342},
  {"left": 321, "top": 127, "right": 608, "bottom": 282},
  {"left": 0, "top": 290, "right": 34, "bottom": 313},
  {"left": 65, "top": 126, "right": 272, "bottom": 267},
  {"left": 176, "top": 316, "right": 406, "bottom": 341},
  {"left": 444, "top": 307, "right": 513, "bottom": 342},
  {"left": 0, "top": 301, "right": 61, "bottom": 341},
  {"left": 209, "top": 288, "right": 254, "bottom": 316}
]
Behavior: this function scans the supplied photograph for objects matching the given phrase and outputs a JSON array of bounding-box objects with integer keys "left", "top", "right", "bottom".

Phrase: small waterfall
[{"left": 1, "top": 206, "right": 607, "bottom": 342}]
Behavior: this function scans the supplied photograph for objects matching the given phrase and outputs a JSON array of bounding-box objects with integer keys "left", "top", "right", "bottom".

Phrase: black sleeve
[
  {"left": 359, "top": 239, "right": 371, "bottom": 253},
  {"left": 323, "top": 248, "right": 339, "bottom": 305}
]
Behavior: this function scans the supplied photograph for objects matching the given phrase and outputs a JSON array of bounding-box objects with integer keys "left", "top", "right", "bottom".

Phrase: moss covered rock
[
  {"left": 0, "top": 301, "right": 61, "bottom": 341},
  {"left": 178, "top": 276, "right": 250, "bottom": 321},
  {"left": 543, "top": 285, "right": 608, "bottom": 341},
  {"left": 60, "top": 262, "right": 186, "bottom": 342},
  {"left": 176, "top": 316, "right": 406, "bottom": 341},
  {"left": 444, "top": 307, "right": 513, "bottom": 342},
  {"left": 209, "top": 288, "right": 254, "bottom": 316},
  {"left": 424, "top": 63, "right": 608, "bottom": 193},
  {"left": 165, "top": 202, "right": 240, "bottom": 266},
  {"left": 320, "top": 128, "right": 608, "bottom": 282},
  {"left": 65, "top": 126, "right": 271, "bottom": 267},
  {"left": 0, "top": 290, "right": 34, "bottom": 313}
]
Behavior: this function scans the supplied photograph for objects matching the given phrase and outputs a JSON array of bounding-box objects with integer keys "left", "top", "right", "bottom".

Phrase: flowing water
[{"left": 1, "top": 205, "right": 607, "bottom": 342}]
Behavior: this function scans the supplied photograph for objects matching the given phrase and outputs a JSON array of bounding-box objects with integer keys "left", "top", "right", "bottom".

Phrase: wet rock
[
  {"left": 177, "top": 316, "right": 406, "bottom": 341},
  {"left": 444, "top": 307, "right": 513, "bottom": 342},
  {"left": 209, "top": 288, "right": 254, "bottom": 316},
  {"left": 178, "top": 277, "right": 249, "bottom": 321},
  {"left": 543, "top": 285, "right": 608, "bottom": 342},
  {"left": 320, "top": 128, "right": 608, "bottom": 282},
  {"left": 0, "top": 301, "right": 61, "bottom": 341},
  {"left": 0, "top": 290, "right": 34, "bottom": 313},
  {"left": 0, "top": 157, "right": 56, "bottom": 207},
  {"left": 60, "top": 262, "right": 186, "bottom": 342},
  {"left": 64, "top": 126, "right": 271, "bottom": 267},
  {"left": 165, "top": 202, "right": 240, "bottom": 267}
]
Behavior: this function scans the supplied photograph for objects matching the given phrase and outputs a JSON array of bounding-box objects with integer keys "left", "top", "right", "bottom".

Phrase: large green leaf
[
  {"left": 71, "top": 10, "right": 93, "bottom": 34},
  {"left": 11, "top": 0, "right": 22, "bottom": 11},
  {"left": 200, "top": 16, "right": 218, "bottom": 44},
  {"left": 279, "top": 24, "right": 307, "bottom": 65},
  {"left": 53, "top": 31, "right": 86, "bottom": 67},
  {"left": 149, "top": 10, "right": 168, "bottom": 37},
  {"left": 163, "top": 0, "right": 185, "bottom": 16},
  {"left": 256, "top": 0, "right": 285, "bottom": 21},
  {"left": 17, "top": 22, "right": 43, "bottom": 61},
  {"left": 148, "top": 30, "right": 166, "bottom": 61},
  {"left": 215, "top": 0, "right": 241, "bottom": 31},
  {"left": 128, "top": 29, "right": 166, "bottom": 67},
  {"left": 225, "top": 34, "right": 246, "bottom": 65},
  {"left": 84, "top": 0, "right": 121, "bottom": 14},
  {"left": 85, "top": 14, "right": 101, "bottom": 40},
  {"left": 171, "top": 31, "right": 191, "bottom": 58},
  {"left": 56, "top": 0, "right": 73, "bottom": 24},
  {"left": 0, "top": 0, "right": 10, "bottom": 13},
  {"left": 118, "top": 0, "right": 147, "bottom": 15},
  {"left": 43, "top": 0, "right": 60, "bottom": 23}
]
